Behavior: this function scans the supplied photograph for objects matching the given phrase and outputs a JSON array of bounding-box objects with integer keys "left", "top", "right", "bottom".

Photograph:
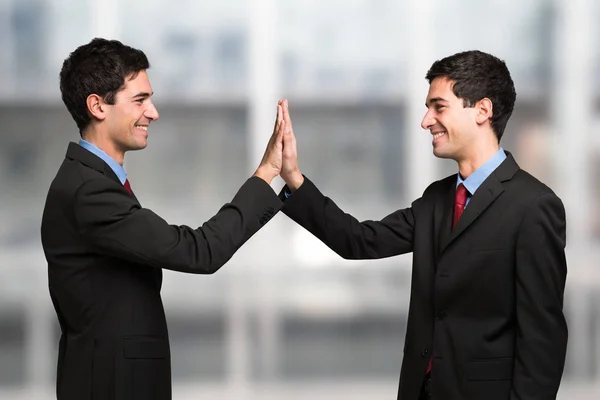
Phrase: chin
[
  {"left": 433, "top": 148, "right": 450, "bottom": 159},
  {"left": 126, "top": 143, "right": 147, "bottom": 152},
  {"left": 432, "top": 144, "right": 459, "bottom": 160},
  {"left": 134, "top": 139, "right": 148, "bottom": 150}
]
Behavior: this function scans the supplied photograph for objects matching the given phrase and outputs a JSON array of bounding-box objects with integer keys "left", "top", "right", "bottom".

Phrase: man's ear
[
  {"left": 86, "top": 94, "right": 108, "bottom": 121},
  {"left": 475, "top": 98, "right": 493, "bottom": 126}
]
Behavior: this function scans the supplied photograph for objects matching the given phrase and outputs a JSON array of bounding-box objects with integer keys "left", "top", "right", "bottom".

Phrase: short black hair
[
  {"left": 425, "top": 50, "right": 516, "bottom": 142},
  {"left": 59, "top": 38, "right": 150, "bottom": 134}
]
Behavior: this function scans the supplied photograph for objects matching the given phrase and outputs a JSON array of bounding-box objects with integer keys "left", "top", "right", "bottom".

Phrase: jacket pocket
[
  {"left": 119, "top": 336, "right": 171, "bottom": 400},
  {"left": 466, "top": 357, "right": 513, "bottom": 381}
]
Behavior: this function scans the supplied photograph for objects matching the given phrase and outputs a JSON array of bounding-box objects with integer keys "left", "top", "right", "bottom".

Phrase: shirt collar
[
  {"left": 457, "top": 147, "right": 507, "bottom": 195},
  {"left": 78, "top": 139, "right": 127, "bottom": 184}
]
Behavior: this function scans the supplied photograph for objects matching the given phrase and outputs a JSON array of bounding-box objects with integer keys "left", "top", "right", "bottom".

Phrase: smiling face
[
  {"left": 104, "top": 70, "right": 159, "bottom": 157},
  {"left": 421, "top": 77, "right": 480, "bottom": 162}
]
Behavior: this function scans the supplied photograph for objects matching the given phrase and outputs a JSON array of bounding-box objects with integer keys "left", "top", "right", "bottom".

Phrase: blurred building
[{"left": 0, "top": 0, "right": 599, "bottom": 399}]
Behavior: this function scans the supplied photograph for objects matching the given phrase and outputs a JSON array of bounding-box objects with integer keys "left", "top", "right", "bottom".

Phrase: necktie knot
[
  {"left": 452, "top": 183, "right": 468, "bottom": 229},
  {"left": 123, "top": 179, "right": 133, "bottom": 195},
  {"left": 455, "top": 183, "right": 468, "bottom": 207}
]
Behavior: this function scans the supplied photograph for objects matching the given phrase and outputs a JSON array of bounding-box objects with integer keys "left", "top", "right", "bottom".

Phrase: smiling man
[
  {"left": 277, "top": 50, "right": 568, "bottom": 399},
  {"left": 41, "top": 38, "right": 286, "bottom": 400}
]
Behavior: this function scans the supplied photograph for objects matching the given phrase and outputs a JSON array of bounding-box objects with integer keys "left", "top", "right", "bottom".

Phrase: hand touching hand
[
  {"left": 280, "top": 99, "right": 304, "bottom": 191},
  {"left": 253, "top": 103, "right": 284, "bottom": 184}
]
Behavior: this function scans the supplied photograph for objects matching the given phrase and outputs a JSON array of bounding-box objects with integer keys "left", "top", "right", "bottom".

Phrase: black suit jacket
[
  {"left": 41, "top": 142, "right": 282, "bottom": 400},
  {"left": 280, "top": 153, "right": 567, "bottom": 400}
]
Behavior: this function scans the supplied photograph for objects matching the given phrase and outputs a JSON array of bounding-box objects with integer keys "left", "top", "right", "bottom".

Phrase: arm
[
  {"left": 511, "top": 192, "right": 568, "bottom": 399},
  {"left": 277, "top": 98, "right": 414, "bottom": 259},
  {"left": 74, "top": 102, "right": 287, "bottom": 274},
  {"left": 281, "top": 176, "right": 415, "bottom": 259},
  {"left": 74, "top": 176, "right": 281, "bottom": 274}
]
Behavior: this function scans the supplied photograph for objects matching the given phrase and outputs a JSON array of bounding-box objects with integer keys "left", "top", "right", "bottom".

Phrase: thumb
[
  {"left": 283, "top": 125, "right": 293, "bottom": 147},
  {"left": 275, "top": 122, "right": 284, "bottom": 148}
]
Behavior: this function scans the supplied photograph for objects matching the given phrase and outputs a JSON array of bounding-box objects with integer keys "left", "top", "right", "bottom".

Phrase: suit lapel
[
  {"left": 439, "top": 152, "right": 520, "bottom": 253},
  {"left": 66, "top": 141, "right": 140, "bottom": 202},
  {"left": 434, "top": 178, "right": 456, "bottom": 258},
  {"left": 440, "top": 175, "right": 504, "bottom": 252}
]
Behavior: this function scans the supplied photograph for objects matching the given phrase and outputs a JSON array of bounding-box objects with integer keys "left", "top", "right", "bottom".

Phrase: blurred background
[{"left": 1, "top": 0, "right": 599, "bottom": 398}]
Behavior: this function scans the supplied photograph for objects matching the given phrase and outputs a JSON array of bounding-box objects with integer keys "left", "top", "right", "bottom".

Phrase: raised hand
[
  {"left": 253, "top": 102, "right": 284, "bottom": 184},
  {"left": 280, "top": 99, "right": 304, "bottom": 191}
]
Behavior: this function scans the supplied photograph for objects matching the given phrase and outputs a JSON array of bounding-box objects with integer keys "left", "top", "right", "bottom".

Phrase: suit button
[
  {"left": 436, "top": 310, "right": 446, "bottom": 320},
  {"left": 421, "top": 349, "right": 428, "bottom": 357}
]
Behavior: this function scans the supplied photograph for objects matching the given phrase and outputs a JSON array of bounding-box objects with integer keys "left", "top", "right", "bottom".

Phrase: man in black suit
[
  {"left": 277, "top": 51, "right": 568, "bottom": 399},
  {"left": 41, "top": 38, "right": 286, "bottom": 400}
]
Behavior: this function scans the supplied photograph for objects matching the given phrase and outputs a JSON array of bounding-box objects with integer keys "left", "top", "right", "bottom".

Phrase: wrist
[
  {"left": 285, "top": 171, "right": 304, "bottom": 192},
  {"left": 253, "top": 167, "right": 276, "bottom": 185}
]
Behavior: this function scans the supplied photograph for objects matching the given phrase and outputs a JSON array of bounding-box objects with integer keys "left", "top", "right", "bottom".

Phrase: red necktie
[
  {"left": 452, "top": 183, "right": 468, "bottom": 229},
  {"left": 123, "top": 179, "right": 133, "bottom": 195},
  {"left": 426, "top": 183, "right": 469, "bottom": 375}
]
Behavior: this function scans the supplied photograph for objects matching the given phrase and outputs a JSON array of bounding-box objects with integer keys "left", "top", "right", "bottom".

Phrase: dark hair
[
  {"left": 59, "top": 38, "right": 150, "bottom": 134},
  {"left": 425, "top": 50, "right": 516, "bottom": 142}
]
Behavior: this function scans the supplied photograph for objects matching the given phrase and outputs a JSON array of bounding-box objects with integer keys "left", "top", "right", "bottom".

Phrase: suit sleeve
[
  {"left": 73, "top": 176, "right": 282, "bottom": 274},
  {"left": 511, "top": 192, "right": 568, "bottom": 399},
  {"left": 280, "top": 176, "right": 415, "bottom": 259}
]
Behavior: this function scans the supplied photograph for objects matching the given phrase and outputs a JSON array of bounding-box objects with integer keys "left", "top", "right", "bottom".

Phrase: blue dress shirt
[
  {"left": 457, "top": 147, "right": 507, "bottom": 206},
  {"left": 78, "top": 139, "right": 128, "bottom": 184}
]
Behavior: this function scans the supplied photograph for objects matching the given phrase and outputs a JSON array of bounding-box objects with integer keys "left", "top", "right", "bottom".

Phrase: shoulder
[
  {"left": 408, "top": 174, "right": 455, "bottom": 209},
  {"left": 422, "top": 174, "right": 456, "bottom": 198},
  {"left": 509, "top": 169, "right": 560, "bottom": 201},
  {"left": 46, "top": 157, "right": 117, "bottom": 209},
  {"left": 52, "top": 157, "right": 106, "bottom": 190},
  {"left": 507, "top": 170, "right": 566, "bottom": 230}
]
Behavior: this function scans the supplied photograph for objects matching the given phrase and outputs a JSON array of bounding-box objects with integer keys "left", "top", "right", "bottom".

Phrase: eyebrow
[
  {"left": 425, "top": 97, "right": 448, "bottom": 107},
  {"left": 132, "top": 92, "right": 153, "bottom": 99}
]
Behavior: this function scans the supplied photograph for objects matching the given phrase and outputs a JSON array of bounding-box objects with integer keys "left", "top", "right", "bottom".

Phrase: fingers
[
  {"left": 282, "top": 119, "right": 294, "bottom": 147},
  {"left": 281, "top": 99, "right": 295, "bottom": 139},
  {"left": 269, "top": 104, "right": 283, "bottom": 146},
  {"left": 276, "top": 105, "right": 284, "bottom": 143},
  {"left": 277, "top": 103, "right": 283, "bottom": 130},
  {"left": 282, "top": 99, "right": 291, "bottom": 127},
  {"left": 263, "top": 104, "right": 283, "bottom": 157},
  {"left": 270, "top": 100, "right": 288, "bottom": 150},
  {"left": 276, "top": 124, "right": 284, "bottom": 148},
  {"left": 272, "top": 100, "right": 283, "bottom": 135}
]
